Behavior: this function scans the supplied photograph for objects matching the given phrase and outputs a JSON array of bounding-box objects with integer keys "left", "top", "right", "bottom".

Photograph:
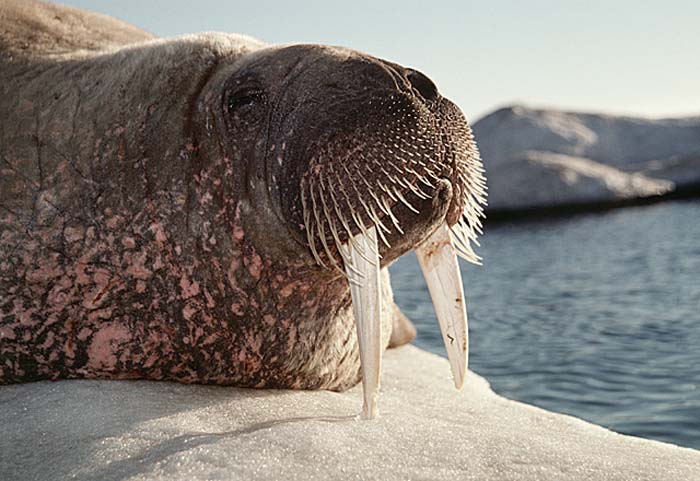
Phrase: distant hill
[{"left": 472, "top": 106, "right": 700, "bottom": 213}]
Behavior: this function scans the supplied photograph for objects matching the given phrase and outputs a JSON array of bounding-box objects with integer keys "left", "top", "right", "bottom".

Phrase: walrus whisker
[
  {"left": 323, "top": 172, "right": 345, "bottom": 222},
  {"left": 391, "top": 173, "right": 415, "bottom": 193},
  {"left": 376, "top": 180, "right": 398, "bottom": 203},
  {"left": 405, "top": 166, "right": 434, "bottom": 189},
  {"left": 379, "top": 180, "right": 400, "bottom": 203},
  {"left": 367, "top": 203, "right": 391, "bottom": 248},
  {"left": 352, "top": 220, "right": 382, "bottom": 261},
  {"left": 389, "top": 155, "right": 430, "bottom": 197},
  {"left": 325, "top": 173, "right": 354, "bottom": 237},
  {"left": 384, "top": 171, "right": 400, "bottom": 186},
  {"left": 422, "top": 153, "right": 441, "bottom": 168},
  {"left": 386, "top": 157, "right": 410, "bottom": 178},
  {"left": 362, "top": 199, "right": 391, "bottom": 236},
  {"left": 380, "top": 196, "right": 404, "bottom": 234},
  {"left": 344, "top": 163, "right": 392, "bottom": 241},
  {"left": 461, "top": 215, "right": 482, "bottom": 237},
  {"left": 323, "top": 213, "right": 367, "bottom": 279},
  {"left": 309, "top": 179, "right": 337, "bottom": 270},
  {"left": 317, "top": 175, "right": 347, "bottom": 275},
  {"left": 415, "top": 158, "right": 429, "bottom": 169},
  {"left": 349, "top": 185, "right": 392, "bottom": 244},
  {"left": 417, "top": 174, "right": 435, "bottom": 189},
  {"left": 331, "top": 167, "right": 376, "bottom": 263},
  {"left": 353, "top": 171, "right": 399, "bottom": 237},
  {"left": 451, "top": 235, "right": 481, "bottom": 264},
  {"left": 329, "top": 182, "right": 364, "bottom": 255},
  {"left": 318, "top": 173, "right": 366, "bottom": 277},
  {"left": 350, "top": 212, "right": 380, "bottom": 260},
  {"left": 337, "top": 165, "right": 382, "bottom": 259},
  {"left": 302, "top": 183, "right": 327, "bottom": 267},
  {"left": 426, "top": 170, "right": 441, "bottom": 182},
  {"left": 315, "top": 180, "right": 366, "bottom": 276},
  {"left": 459, "top": 172, "right": 485, "bottom": 197},
  {"left": 449, "top": 217, "right": 483, "bottom": 264},
  {"left": 392, "top": 187, "right": 420, "bottom": 214},
  {"left": 315, "top": 200, "right": 343, "bottom": 273},
  {"left": 465, "top": 202, "right": 486, "bottom": 233},
  {"left": 360, "top": 200, "right": 391, "bottom": 247},
  {"left": 404, "top": 178, "right": 430, "bottom": 200},
  {"left": 360, "top": 176, "right": 395, "bottom": 227},
  {"left": 306, "top": 191, "right": 326, "bottom": 268},
  {"left": 351, "top": 168, "right": 393, "bottom": 238}
]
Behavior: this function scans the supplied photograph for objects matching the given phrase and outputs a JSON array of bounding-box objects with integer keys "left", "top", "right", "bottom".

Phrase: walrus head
[{"left": 211, "top": 44, "right": 486, "bottom": 417}]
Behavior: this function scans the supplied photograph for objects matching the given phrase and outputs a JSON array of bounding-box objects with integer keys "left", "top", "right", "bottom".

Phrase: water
[{"left": 390, "top": 200, "right": 700, "bottom": 449}]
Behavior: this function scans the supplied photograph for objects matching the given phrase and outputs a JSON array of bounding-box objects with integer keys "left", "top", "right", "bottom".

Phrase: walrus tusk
[
  {"left": 342, "top": 221, "right": 469, "bottom": 417},
  {"left": 416, "top": 222, "right": 469, "bottom": 389},
  {"left": 341, "top": 226, "right": 382, "bottom": 419}
]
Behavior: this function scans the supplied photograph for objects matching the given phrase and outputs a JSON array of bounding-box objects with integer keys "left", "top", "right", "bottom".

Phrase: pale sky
[{"left": 58, "top": 0, "right": 700, "bottom": 123}]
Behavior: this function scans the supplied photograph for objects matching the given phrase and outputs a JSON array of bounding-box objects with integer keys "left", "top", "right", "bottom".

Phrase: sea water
[{"left": 390, "top": 200, "right": 700, "bottom": 449}]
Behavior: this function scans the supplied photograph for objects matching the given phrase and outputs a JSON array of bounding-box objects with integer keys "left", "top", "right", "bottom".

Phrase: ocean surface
[{"left": 390, "top": 200, "right": 700, "bottom": 449}]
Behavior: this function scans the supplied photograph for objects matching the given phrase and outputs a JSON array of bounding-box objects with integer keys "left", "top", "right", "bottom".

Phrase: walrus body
[{"left": 0, "top": 1, "right": 484, "bottom": 392}]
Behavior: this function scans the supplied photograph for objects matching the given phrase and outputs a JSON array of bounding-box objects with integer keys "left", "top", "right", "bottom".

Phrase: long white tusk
[
  {"left": 415, "top": 221, "right": 469, "bottom": 389},
  {"left": 340, "top": 225, "right": 382, "bottom": 419}
]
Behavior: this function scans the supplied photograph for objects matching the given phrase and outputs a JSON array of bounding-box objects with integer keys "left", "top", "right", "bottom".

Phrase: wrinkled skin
[{"left": 0, "top": 1, "right": 475, "bottom": 390}]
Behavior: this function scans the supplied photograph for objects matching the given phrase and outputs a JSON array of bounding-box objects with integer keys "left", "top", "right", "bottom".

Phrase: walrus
[{"left": 0, "top": 0, "right": 486, "bottom": 418}]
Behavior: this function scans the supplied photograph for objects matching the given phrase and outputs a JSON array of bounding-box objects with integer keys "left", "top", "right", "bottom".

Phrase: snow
[
  {"left": 1, "top": 345, "right": 698, "bottom": 481},
  {"left": 473, "top": 106, "right": 700, "bottom": 211},
  {"left": 486, "top": 151, "right": 673, "bottom": 211}
]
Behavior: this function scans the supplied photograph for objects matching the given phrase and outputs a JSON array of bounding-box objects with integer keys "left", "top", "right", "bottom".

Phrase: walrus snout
[
  {"left": 269, "top": 89, "right": 453, "bottom": 269},
  {"left": 266, "top": 83, "right": 482, "bottom": 270},
  {"left": 209, "top": 44, "right": 486, "bottom": 275}
]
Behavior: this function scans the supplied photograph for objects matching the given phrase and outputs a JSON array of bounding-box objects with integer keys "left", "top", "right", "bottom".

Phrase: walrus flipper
[{"left": 389, "top": 304, "right": 417, "bottom": 348}]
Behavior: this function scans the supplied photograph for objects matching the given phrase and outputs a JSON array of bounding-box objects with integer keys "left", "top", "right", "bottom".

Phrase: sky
[{"left": 58, "top": 0, "right": 700, "bottom": 123}]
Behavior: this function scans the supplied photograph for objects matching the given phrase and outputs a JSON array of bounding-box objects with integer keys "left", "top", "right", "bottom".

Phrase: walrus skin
[{"left": 0, "top": 1, "right": 482, "bottom": 390}]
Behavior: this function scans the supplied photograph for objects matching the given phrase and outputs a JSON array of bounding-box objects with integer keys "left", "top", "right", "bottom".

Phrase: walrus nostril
[{"left": 406, "top": 68, "right": 439, "bottom": 102}]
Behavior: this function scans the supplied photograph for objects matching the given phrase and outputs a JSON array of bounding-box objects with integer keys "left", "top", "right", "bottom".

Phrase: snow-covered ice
[
  {"left": 473, "top": 106, "right": 700, "bottom": 211},
  {"left": 1, "top": 345, "right": 698, "bottom": 481}
]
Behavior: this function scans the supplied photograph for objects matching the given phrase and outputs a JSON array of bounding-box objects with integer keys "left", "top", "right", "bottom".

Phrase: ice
[
  {"left": 473, "top": 106, "right": 700, "bottom": 211},
  {"left": 1, "top": 345, "right": 698, "bottom": 481}
]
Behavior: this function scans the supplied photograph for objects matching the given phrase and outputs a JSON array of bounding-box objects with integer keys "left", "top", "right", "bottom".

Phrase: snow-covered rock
[
  {"left": 1, "top": 345, "right": 698, "bottom": 481},
  {"left": 473, "top": 106, "right": 700, "bottom": 211}
]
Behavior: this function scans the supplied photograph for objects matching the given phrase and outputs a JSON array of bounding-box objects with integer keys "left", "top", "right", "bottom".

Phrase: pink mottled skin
[
  {"left": 0, "top": 1, "right": 471, "bottom": 389},
  {"left": 0, "top": 191, "right": 367, "bottom": 388}
]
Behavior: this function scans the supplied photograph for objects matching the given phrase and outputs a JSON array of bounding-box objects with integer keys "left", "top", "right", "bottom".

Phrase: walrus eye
[{"left": 226, "top": 89, "right": 266, "bottom": 116}]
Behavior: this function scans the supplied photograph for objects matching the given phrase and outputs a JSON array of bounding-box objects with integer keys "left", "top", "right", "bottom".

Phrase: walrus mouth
[{"left": 294, "top": 92, "right": 487, "bottom": 418}]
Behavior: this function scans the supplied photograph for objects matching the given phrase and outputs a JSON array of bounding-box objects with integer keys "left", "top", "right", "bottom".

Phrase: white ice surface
[{"left": 1, "top": 345, "right": 698, "bottom": 481}]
